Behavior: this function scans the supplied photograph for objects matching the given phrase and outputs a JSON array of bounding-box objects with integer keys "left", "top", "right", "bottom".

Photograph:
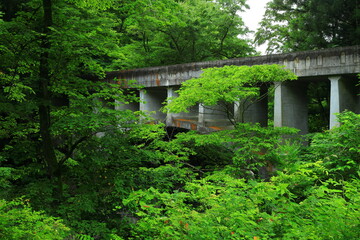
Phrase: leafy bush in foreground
[
  {"left": 123, "top": 171, "right": 360, "bottom": 239},
  {"left": 0, "top": 198, "right": 69, "bottom": 240},
  {"left": 309, "top": 111, "right": 360, "bottom": 180}
]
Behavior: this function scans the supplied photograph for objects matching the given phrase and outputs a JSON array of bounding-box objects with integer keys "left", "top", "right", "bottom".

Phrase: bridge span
[{"left": 107, "top": 46, "right": 360, "bottom": 133}]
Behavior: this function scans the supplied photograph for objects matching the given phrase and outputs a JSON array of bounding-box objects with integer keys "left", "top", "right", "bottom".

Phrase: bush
[
  {"left": 123, "top": 171, "right": 360, "bottom": 239},
  {"left": 309, "top": 111, "right": 360, "bottom": 179},
  {"left": 0, "top": 198, "right": 70, "bottom": 239}
]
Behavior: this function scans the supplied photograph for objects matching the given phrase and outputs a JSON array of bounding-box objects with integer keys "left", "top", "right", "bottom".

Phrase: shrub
[
  {"left": 309, "top": 111, "right": 360, "bottom": 180},
  {"left": 0, "top": 198, "right": 70, "bottom": 239}
]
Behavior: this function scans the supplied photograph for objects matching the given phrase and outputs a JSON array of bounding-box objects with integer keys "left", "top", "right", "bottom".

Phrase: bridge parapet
[{"left": 108, "top": 46, "right": 360, "bottom": 87}]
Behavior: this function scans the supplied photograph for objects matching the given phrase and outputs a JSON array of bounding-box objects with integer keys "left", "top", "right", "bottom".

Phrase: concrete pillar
[
  {"left": 166, "top": 87, "right": 179, "bottom": 126},
  {"left": 329, "top": 76, "right": 342, "bottom": 128},
  {"left": 198, "top": 104, "right": 205, "bottom": 126},
  {"left": 140, "top": 88, "right": 167, "bottom": 122},
  {"left": 329, "top": 76, "right": 359, "bottom": 128},
  {"left": 243, "top": 85, "right": 268, "bottom": 127},
  {"left": 166, "top": 87, "right": 199, "bottom": 129},
  {"left": 274, "top": 81, "right": 308, "bottom": 134}
]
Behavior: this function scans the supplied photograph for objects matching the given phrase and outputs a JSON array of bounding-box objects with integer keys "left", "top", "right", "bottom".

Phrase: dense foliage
[
  {"left": 0, "top": 198, "right": 70, "bottom": 239},
  {"left": 115, "top": 0, "right": 256, "bottom": 68},
  {"left": 256, "top": 0, "right": 360, "bottom": 53},
  {"left": 1, "top": 109, "right": 359, "bottom": 238},
  {"left": 1, "top": 0, "right": 359, "bottom": 239},
  {"left": 123, "top": 112, "right": 360, "bottom": 240}
]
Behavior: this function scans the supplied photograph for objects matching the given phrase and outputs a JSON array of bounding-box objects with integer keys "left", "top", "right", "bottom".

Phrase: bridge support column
[
  {"left": 166, "top": 87, "right": 180, "bottom": 126},
  {"left": 140, "top": 88, "right": 167, "bottom": 122},
  {"left": 243, "top": 85, "right": 268, "bottom": 127},
  {"left": 198, "top": 104, "right": 205, "bottom": 126},
  {"left": 329, "top": 76, "right": 359, "bottom": 128},
  {"left": 166, "top": 87, "right": 199, "bottom": 129},
  {"left": 274, "top": 81, "right": 308, "bottom": 134}
]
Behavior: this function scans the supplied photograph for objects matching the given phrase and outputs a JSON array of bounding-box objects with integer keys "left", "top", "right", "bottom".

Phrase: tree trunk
[{"left": 38, "top": 0, "right": 63, "bottom": 197}]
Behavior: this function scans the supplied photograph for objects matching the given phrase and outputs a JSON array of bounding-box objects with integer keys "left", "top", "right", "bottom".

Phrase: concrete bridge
[{"left": 107, "top": 45, "right": 360, "bottom": 133}]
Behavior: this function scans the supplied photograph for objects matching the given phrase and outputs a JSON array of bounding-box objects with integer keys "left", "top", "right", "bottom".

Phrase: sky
[{"left": 239, "top": 0, "right": 271, "bottom": 54}]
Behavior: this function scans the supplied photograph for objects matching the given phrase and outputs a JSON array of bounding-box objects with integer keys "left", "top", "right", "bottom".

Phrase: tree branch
[{"left": 58, "top": 135, "right": 91, "bottom": 166}]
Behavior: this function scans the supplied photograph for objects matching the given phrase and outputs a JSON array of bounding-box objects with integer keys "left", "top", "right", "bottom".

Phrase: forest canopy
[
  {"left": 0, "top": 0, "right": 359, "bottom": 239},
  {"left": 256, "top": 0, "right": 360, "bottom": 53}
]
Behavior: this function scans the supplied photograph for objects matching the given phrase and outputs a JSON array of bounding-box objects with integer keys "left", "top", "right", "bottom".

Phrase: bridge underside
[
  {"left": 110, "top": 46, "right": 360, "bottom": 133},
  {"left": 117, "top": 74, "right": 360, "bottom": 133}
]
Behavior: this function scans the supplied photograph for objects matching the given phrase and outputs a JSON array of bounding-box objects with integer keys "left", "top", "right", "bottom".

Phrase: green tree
[
  {"left": 0, "top": 1, "right": 143, "bottom": 237},
  {"left": 114, "top": 0, "right": 255, "bottom": 68},
  {"left": 0, "top": 0, "right": 260, "bottom": 237},
  {"left": 0, "top": 0, "right": 138, "bottom": 200},
  {"left": 164, "top": 64, "right": 297, "bottom": 125},
  {"left": 256, "top": 0, "right": 360, "bottom": 53}
]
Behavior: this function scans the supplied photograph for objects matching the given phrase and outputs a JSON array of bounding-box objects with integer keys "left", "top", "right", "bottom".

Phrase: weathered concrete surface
[{"left": 107, "top": 45, "right": 360, "bottom": 87}]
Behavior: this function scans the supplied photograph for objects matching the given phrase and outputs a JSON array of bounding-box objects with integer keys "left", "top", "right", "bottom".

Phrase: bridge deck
[{"left": 107, "top": 45, "right": 360, "bottom": 87}]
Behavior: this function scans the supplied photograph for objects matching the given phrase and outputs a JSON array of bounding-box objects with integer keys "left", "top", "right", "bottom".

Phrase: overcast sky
[{"left": 239, "top": 0, "right": 271, "bottom": 54}]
